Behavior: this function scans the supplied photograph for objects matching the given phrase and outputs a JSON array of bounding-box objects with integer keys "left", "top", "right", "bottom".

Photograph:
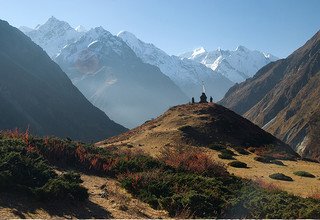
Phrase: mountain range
[
  {"left": 180, "top": 46, "right": 278, "bottom": 83},
  {"left": 21, "top": 17, "right": 278, "bottom": 103},
  {"left": 0, "top": 19, "right": 126, "bottom": 141},
  {"left": 117, "top": 31, "right": 233, "bottom": 100},
  {"left": 220, "top": 30, "right": 320, "bottom": 161}
]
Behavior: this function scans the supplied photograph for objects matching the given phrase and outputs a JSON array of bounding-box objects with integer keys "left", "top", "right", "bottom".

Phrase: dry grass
[
  {"left": 97, "top": 103, "right": 320, "bottom": 198},
  {"left": 205, "top": 147, "right": 320, "bottom": 198}
]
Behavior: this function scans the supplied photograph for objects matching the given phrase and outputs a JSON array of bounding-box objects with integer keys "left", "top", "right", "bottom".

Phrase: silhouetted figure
[
  {"left": 191, "top": 97, "right": 195, "bottom": 104},
  {"left": 210, "top": 96, "right": 213, "bottom": 103},
  {"left": 199, "top": 92, "right": 208, "bottom": 103}
]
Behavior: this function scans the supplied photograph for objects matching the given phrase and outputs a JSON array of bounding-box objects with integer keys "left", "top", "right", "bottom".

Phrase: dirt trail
[{"left": 81, "top": 174, "right": 168, "bottom": 219}]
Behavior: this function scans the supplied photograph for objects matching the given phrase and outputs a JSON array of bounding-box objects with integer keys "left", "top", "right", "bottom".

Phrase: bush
[
  {"left": 34, "top": 172, "right": 88, "bottom": 201},
  {"left": 234, "top": 148, "right": 250, "bottom": 155},
  {"left": 112, "top": 154, "right": 162, "bottom": 174},
  {"left": 254, "top": 156, "right": 284, "bottom": 166},
  {"left": 119, "top": 171, "right": 230, "bottom": 218},
  {"left": 228, "top": 184, "right": 320, "bottom": 218},
  {"left": 272, "top": 160, "right": 285, "bottom": 166},
  {"left": 269, "top": 173, "right": 293, "bottom": 181},
  {"left": 221, "top": 148, "right": 237, "bottom": 156},
  {"left": 254, "top": 156, "right": 272, "bottom": 163},
  {"left": 293, "top": 171, "right": 315, "bottom": 178},
  {"left": 218, "top": 153, "right": 235, "bottom": 160},
  {"left": 228, "top": 161, "right": 248, "bottom": 168},
  {"left": 208, "top": 145, "right": 226, "bottom": 151},
  {"left": 0, "top": 138, "right": 87, "bottom": 201}
]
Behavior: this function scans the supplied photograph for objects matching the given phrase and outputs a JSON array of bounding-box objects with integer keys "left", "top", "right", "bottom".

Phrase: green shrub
[
  {"left": 208, "top": 145, "right": 226, "bottom": 151},
  {"left": 227, "top": 184, "right": 320, "bottom": 218},
  {"left": 112, "top": 155, "right": 162, "bottom": 174},
  {"left": 220, "top": 149, "right": 237, "bottom": 156},
  {"left": 254, "top": 156, "right": 272, "bottom": 163},
  {"left": 228, "top": 161, "right": 248, "bottom": 168},
  {"left": 254, "top": 156, "right": 284, "bottom": 166},
  {"left": 272, "top": 160, "right": 285, "bottom": 166},
  {"left": 234, "top": 148, "right": 250, "bottom": 155},
  {"left": 0, "top": 138, "right": 87, "bottom": 201},
  {"left": 34, "top": 173, "right": 88, "bottom": 201},
  {"left": 293, "top": 171, "right": 315, "bottom": 178},
  {"left": 269, "top": 173, "right": 293, "bottom": 181},
  {"left": 119, "top": 171, "right": 230, "bottom": 218},
  {"left": 218, "top": 153, "right": 235, "bottom": 160}
]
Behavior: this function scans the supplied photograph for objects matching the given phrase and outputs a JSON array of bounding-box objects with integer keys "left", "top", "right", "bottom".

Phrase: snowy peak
[
  {"left": 118, "top": 30, "right": 167, "bottom": 60},
  {"left": 36, "top": 16, "right": 73, "bottom": 32},
  {"left": 56, "top": 26, "right": 134, "bottom": 65},
  {"left": 86, "top": 26, "right": 113, "bottom": 39},
  {"left": 180, "top": 46, "right": 278, "bottom": 83},
  {"left": 117, "top": 31, "right": 138, "bottom": 42},
  {"left": 193, "top": 47, "right": 206, "bottom": 55},
  {"left": 235, "top": 45, "right": 249, "bottom": 52},
  {"left": 24, "top": 17, "right": 85, "bottom": 58},
  {"left": 75, "top": 25, "right": 87, "bottom": 32}
]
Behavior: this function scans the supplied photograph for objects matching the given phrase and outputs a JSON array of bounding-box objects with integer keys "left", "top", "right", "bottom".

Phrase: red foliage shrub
[
  {"left": 161, "top": 146, "right": 228, "bottom": 177},
  {"left": 254, "top": 178, "right": 280, "bottom": 192}
]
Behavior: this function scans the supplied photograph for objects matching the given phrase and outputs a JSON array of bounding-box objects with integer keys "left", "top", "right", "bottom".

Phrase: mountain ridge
[
  {"left": 118, "top": 30, "right": 234, "bottom": 100},
  {"left": 180, "top": 45, "right": 278, "bottom": 83},
  {"left": 220, "top": 30, "right": 320, "bottom": 160}
]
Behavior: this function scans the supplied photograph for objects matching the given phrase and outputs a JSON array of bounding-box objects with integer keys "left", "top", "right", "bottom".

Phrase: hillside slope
[
  {"left": 220, "top": 31, "right": 320, "bottom": 160},
  {"left": 98, "top": 103, "right": 297, "bottom": 159},
  {"left": 0, "top": 19, "right": 126, "bottom": 141}
]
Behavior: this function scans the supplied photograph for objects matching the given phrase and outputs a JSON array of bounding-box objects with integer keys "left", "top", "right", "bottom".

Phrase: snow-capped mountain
[
  {"left": 75, "top": 25, "right": 87, "bottom": 33},
  {"left": 180, "top": 46, "right": 278, "bottom": 83},
  {"left": 118, "top": 31, "right": 234, "bottom": 100},
  {"left": 21, "top": 16, "right": 84, "bottom": 58},
  {"left": 55, "top": 27, "right": 188, "bottom": 128}
]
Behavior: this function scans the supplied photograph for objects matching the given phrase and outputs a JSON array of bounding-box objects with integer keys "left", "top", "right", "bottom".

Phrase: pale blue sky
[{"left": 0, "top": 0, "right": 319, "bottom": 57}]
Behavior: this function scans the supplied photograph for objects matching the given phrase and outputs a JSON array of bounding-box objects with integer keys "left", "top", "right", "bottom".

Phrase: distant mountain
[
  {"left": 118, "top": 31, "right": 234, "bottom": 100},
  {"left": 22, "top": 16, "right": 84, "bottom": 58},
  {"left": 220, "top": 31, "right": 320, "bottom": 160},
  {"left": 180, "top": 46, "right": 278, "bottom": 83},
  {"left": 55, "top": 27, "right": 188, "bottom": 128},
  {"left": 0, "top": 19, "right": 126, "bottom": 142},
  {"left": 75, "top": 25, "right": 87, "bottom": 33},
  {"left": 19, "top": 26, "right": 34, "bottom": 33}
]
